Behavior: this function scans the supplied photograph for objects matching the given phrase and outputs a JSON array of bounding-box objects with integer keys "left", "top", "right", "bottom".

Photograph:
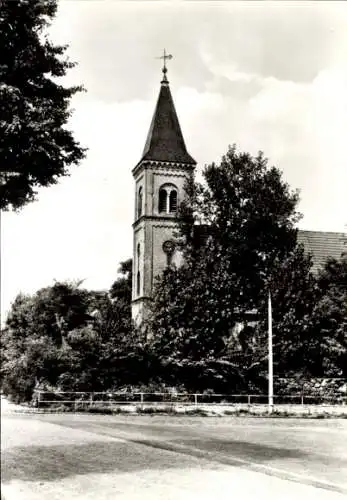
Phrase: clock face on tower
[{"left": 162, "top": 240, "right": 175, "bottom": 255}]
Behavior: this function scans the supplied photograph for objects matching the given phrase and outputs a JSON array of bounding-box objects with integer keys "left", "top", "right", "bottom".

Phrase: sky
[{"left": 1, "top": 0, "right": 347, "bottom": 318}]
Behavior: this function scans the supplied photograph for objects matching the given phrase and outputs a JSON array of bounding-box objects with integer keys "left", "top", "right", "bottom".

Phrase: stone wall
[{"left": 275, "top": 378, "right": 347, "bottom": 401}]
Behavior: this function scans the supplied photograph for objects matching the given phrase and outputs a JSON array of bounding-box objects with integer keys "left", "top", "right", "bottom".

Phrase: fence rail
[{"left": 32, "top": 390, "right": 347, "bottom": 410}]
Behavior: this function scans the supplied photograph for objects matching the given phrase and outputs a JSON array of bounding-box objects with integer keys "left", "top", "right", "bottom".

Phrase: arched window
[
  {"left": 136, "top": 271, "right": 140, "bottom": 296},
  {"left": 137, "top": 243, "right": 141, "bottom": 295},
  {"left": 159, "top": 188, "right": 167, "bottom": 213},
  {"left": 137, "top": 186, "right": 143, "bottom": 219},
  {"left": 169, "top": 190, "right": 177, "bottom": 213},
  {"left": 158, "top": 184, "right": 178, "bottom": 214}
]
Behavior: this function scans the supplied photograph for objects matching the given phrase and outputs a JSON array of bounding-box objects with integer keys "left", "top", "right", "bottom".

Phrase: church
[{"left": 131, "top": 58, "right": 346, "bottom": 323}]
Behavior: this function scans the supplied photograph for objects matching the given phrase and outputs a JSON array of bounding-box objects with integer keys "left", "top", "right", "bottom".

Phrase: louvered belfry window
[
  {"left": 169, "top": 190, "right": 177, "bottom": 213},
  {"left": 159, "top": 184, "right": 177, "bottom": 214},
  {"left": 159, "top": 188, "right": 167, "bottom": 213}
]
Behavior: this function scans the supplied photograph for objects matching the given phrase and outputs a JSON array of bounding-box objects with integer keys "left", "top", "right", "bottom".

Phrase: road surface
[{"left": 1, "top": 405, "right": 347, "bottom": 499}]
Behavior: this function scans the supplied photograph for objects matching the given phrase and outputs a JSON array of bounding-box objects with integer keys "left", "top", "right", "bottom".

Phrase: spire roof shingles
[{"left": 140, "top": 71, "right": 196, "bottom": 165}]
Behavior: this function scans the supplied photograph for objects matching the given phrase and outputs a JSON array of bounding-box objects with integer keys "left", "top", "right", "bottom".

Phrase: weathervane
[{"left": 156, "top": 49, "right": 173, "bottom": 82}]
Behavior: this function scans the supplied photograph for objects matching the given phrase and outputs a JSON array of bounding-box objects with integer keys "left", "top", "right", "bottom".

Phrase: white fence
[{"left": 32, "top": 390, "right": 347, "bottom": 411}]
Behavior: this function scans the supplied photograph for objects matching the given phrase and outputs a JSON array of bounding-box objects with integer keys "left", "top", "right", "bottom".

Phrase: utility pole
[{"left": 268, "top": 289, "right": 274, "bottom": 413}]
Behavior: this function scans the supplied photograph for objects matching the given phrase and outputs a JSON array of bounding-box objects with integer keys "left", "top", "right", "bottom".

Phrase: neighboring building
[
  {"left": 131, "top": 64, "right": 346, "bottom": 322},
  {"left": 297, "top": 230, "right": 346, "bottom": 274}
]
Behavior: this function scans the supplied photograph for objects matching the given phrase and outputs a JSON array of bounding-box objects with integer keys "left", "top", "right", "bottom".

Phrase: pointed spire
[{"left": 140, "top": 53, "right": 196, "bottom": 165}]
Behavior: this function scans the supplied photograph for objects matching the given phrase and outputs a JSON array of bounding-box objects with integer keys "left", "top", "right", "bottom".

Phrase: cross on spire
[
  {"left": 159, "top": 49, "right": 173, "bottom": 69},
  {"left": 157, "top": 49, "right": 173, "bottom": 83}
]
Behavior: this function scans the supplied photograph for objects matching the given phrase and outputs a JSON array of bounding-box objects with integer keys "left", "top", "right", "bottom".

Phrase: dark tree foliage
[
  {"left": 106, "top": 258, "right": 132, "bottom": 334},
  {"left": 0, "top": 263, "right": 150, "bottom": 401},
  {"left": 0, "top": 0, "right": 86, "bottom": 210},
  {"left": 307, "top": 254, "right": 347, "bottom": 376},
  {"left": 182, "top": 146, "right": 301, "bottom": 306},
  {"left": 110, "top": 258, "right": 132, "bottom": 302},
  {"left": 1, "top": 282, "right": 93, "bottom": 400},
  {"left": 148, "top": 146, "right": 311, "bottom": 391},
  {"left": 249, "top": 246, "right": 318, "bottom": 382}
]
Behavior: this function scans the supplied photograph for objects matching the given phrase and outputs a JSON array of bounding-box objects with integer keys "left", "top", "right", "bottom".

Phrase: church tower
[{"left": 132, "top": 55, "right": 196, "bottom": 322}]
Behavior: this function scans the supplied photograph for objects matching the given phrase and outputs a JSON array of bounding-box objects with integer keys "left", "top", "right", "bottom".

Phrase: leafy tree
[
  {"left": 148, "top": 145, "right": 311, "bottom": 391},
  {"left": 101, "top": 260, "right": 155, "bottom": 388},
  {"left": 246, "top": 246, "right": 318, "bottom": 386},
  {"left": 103, "top": 258, "right": 133, "bottom": 334},
  {"left": 1, "top": 266, "right": 149, "bottom": 400},
  {"left": 25, "top": 281, "right": 92, "bottom": 345},
  {"left": 1, "top": 282, "right": 93, "bottom": 399},
  {"left": 0, "top": 0, "right": 86, "bottom": 210},
  {"left": 307, "top": 254, "right": 347, "bottom": 376},
  {"left": 110, "top": 258, "right": 132, "bottom": 302}
]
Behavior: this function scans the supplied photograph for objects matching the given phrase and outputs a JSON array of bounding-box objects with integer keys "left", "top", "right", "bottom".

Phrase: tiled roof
[
  {"left": 297, "top": 230, "right": 346, "bottom": 273},
  {"left": 141, "top": 80, "right": 196, "bottom": 165},
  {"left": 193, "top": 225, "right": 346, "bottom": 274}
]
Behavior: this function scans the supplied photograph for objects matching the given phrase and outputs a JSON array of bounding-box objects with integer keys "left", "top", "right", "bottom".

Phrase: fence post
[
  {"left": 248, "top": 394, "right": 251, "bottom": 406},
  {"left": 301, "top": 394, "right": 304, "bottom": 406},
  {"left": 74, "top": 398, "right": 77, "bottom": 412},
  {"left": 37, "top": 390, "right": 41, "bottom": 410},
  {"left": 194, "top": 394, "right": 198, "bottom": 406},
  {"left": 140, "top": 392, "right": 144, "bottom": 410},
  {"left": 89, "top": 393, "right": 93, "bottom": 409}
]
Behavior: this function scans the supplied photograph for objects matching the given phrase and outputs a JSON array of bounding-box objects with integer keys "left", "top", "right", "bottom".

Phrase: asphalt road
[{"left": 2, "top": 409, "right": 347, "bottom": 499}]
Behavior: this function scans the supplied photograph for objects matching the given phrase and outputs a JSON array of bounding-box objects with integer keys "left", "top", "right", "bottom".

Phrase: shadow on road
[
  {"left": 2, "top": 435, "right": 306, "bottom": 484},
  {"left": 1, "top": 438, "right": 217, "bottom": 484}
]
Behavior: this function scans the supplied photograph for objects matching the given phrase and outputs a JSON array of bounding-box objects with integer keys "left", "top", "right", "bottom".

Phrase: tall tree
[
  {"left": 1, "top": 282, "right": 93, "bottom": 399},
  {"left": 0, "top": 0, "right": 86, "bottom": 210},
  {"left": 307, "top": 254, "right": 347, "bottom": 376},
  {"left": 247, "top": 246, "right": 318, "bottom": 383},
  {"left": 110, "top": 258, "right": 132, "bottom": 303},
  {"left": 148, "top": 145, "right": 309, "bottom": 391},
  {"left": 0, "top": 267, "right": 146, "bottom": 400},
  {"left": 107, "top": 258, "right": 132, "bottom": 330}
]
